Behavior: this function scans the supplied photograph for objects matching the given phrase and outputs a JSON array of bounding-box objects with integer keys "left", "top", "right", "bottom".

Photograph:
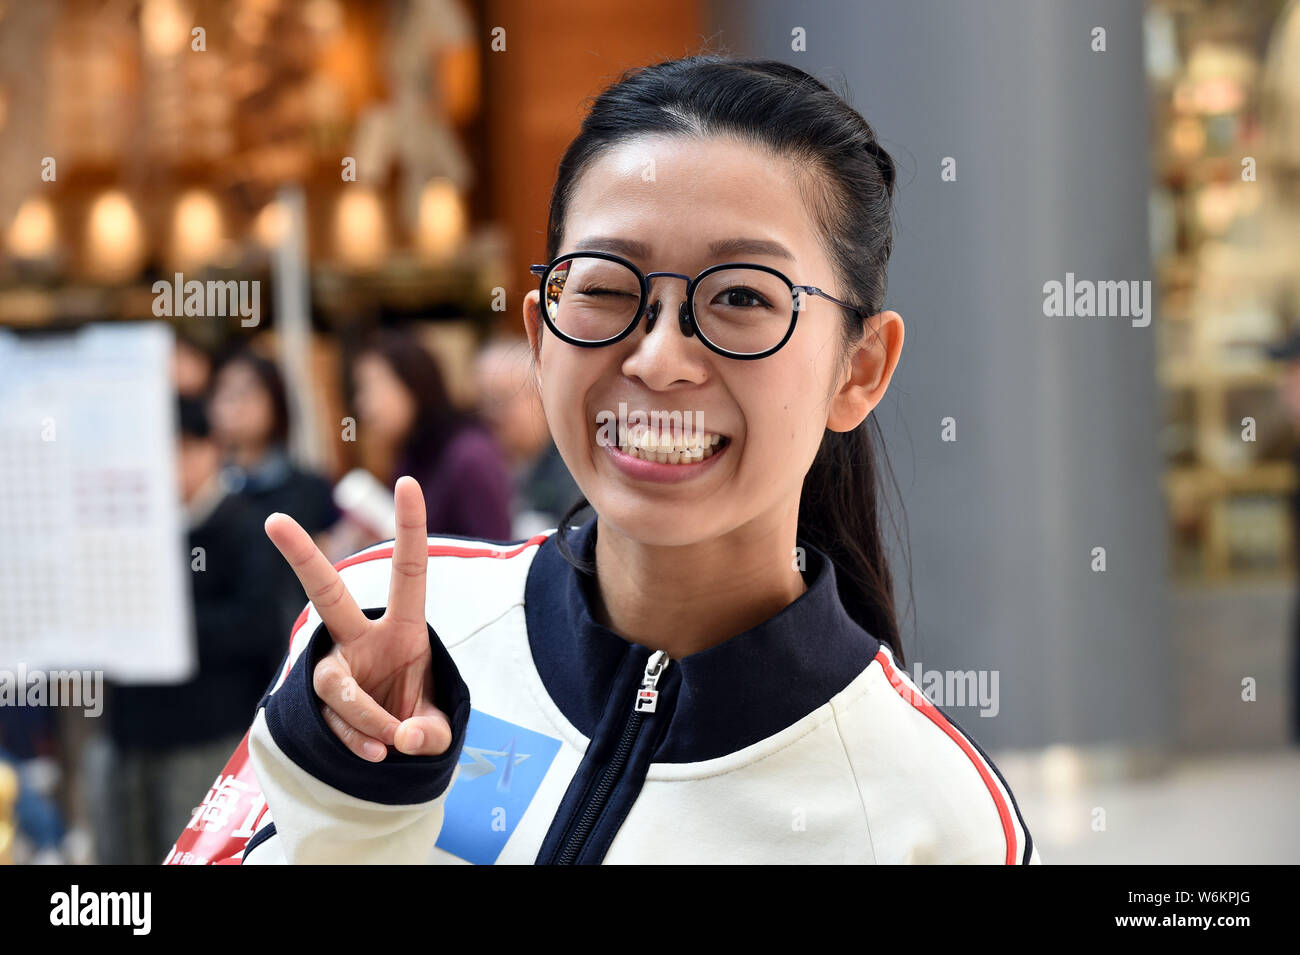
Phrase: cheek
[
  {"left": 540, "top": 376, "right": 582, "bottom": 455},
  {"left": 537, "top": 354, "right": 601, "bottom": 468},
  {"left": 732, "top": 360, "right": 831, "bottom": 491},
  {"left": 253, "top": 396, "right": 274, "bottom": 430}
]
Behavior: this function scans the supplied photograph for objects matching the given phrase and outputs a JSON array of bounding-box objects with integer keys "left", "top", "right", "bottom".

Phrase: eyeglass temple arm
[{"left": 799, "top": 285, "right": 868, "bottom": 320}]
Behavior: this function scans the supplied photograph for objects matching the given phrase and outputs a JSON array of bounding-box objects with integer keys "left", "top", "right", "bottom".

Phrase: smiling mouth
[{"left": 603, "top": 424, "right": 731, "bottom": 464}]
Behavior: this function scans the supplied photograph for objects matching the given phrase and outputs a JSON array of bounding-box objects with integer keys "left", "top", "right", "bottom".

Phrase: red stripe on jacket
[
  {"left": 874, "top": 647, "right": 1018, "bottom": 865},
  {"left": 275, "top": 534, "right": 550, "bottom": 687}
]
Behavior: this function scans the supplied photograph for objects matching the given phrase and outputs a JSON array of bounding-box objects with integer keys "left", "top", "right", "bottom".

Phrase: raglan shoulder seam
[{"left": 871, "top": 646, "right": 1023, "bottom": 864}]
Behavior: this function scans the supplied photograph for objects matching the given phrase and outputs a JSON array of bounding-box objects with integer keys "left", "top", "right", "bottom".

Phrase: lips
[{"left": 591, "top": 412, "right": 732, "bottom": 466}]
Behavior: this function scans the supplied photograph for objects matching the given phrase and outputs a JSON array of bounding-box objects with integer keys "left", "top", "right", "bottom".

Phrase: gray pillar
[{"left": 708, "top": 0, "right": 1173, "bottom": 751}]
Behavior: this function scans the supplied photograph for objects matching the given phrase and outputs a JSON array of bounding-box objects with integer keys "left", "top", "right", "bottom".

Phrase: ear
[
  {"left": 522, "top": 290, "right": 545, "bottom": 386},
  {"left": 826, "top": 309, "right": 904, "bottom": 432}
]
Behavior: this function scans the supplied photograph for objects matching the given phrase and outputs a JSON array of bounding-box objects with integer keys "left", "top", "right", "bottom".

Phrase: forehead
[
  {"left": 217, "top": 361, "right": 258, "bottom": 386},
  {"left": 562, "top": 134, "right": 824, "bottom": 272}
]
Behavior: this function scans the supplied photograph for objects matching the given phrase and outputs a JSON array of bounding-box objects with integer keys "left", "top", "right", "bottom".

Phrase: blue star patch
[{"left": 435, "top": 708, "right": 563, "bottom": 864}]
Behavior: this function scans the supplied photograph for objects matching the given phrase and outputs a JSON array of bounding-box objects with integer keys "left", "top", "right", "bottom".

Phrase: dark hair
[
  {"left": 177, "top": 395, "right": 212, "bottom": 440},
  {"left": 213, "top": 349, "right": 292, "bottom": 446},
  {"left": 545, "top": 52, "right": 910, "bottom": 663},
  {"left": 356, "top": 327, "right": 474, "bottom": 477}
]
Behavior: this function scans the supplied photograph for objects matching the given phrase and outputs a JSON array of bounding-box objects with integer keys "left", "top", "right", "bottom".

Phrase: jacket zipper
[{"left": 555, "top": 649, "right": 670, "bottom": 864}]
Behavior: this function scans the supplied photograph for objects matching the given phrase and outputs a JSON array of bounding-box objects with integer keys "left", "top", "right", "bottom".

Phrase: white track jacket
[{"left": 165, "top": 517, "right": 1041, "bottom": 865}]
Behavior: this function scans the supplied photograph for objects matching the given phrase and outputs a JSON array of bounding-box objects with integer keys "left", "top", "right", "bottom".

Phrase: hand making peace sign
[{"left": 263, "top": 476, "right": 451, "bottom": 762}]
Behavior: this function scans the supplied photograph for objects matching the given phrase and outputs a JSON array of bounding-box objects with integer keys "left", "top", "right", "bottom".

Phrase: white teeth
[
  {"left": 602, "top": 420, "right": 728, "bottom": 463},
  {"left": 614, "top": 434, "right": 727, "bottom": 463}
]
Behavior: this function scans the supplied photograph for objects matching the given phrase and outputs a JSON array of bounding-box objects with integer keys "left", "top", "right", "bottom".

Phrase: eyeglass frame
[{"left": 528, "top": 250, "right": 868, "bottom": 361}]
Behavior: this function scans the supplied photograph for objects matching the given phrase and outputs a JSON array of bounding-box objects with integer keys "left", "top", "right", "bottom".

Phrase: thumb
[{"left": 393, "top": 695, "right": 453, "bottom": 756}]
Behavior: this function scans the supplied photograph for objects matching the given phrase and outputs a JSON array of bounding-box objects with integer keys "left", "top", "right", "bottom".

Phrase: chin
[{"left": 587, "top": 496, "right": 723, "bottom": 549}]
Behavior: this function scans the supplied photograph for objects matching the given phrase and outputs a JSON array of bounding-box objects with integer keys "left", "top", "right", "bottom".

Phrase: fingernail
[
  {"left": 403, "top": 727, "right": 424, "bottom": 752},
  {"left": 362, "top": 740, "right": 386, "bottom": 760}
]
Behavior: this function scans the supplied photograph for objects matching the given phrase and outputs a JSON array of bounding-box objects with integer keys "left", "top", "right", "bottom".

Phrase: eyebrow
[{"left": 571, "top": 235, "right": 796, "bottom": 263}]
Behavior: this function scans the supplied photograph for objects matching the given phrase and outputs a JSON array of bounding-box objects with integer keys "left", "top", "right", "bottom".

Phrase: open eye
[{"left": 713, "top": 286, "right": 773, "bottom": 309}]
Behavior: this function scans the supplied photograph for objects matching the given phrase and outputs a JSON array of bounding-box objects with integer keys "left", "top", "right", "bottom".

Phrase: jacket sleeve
[{"left": 245, "top": 609, "right": 472, "bottom": 864}]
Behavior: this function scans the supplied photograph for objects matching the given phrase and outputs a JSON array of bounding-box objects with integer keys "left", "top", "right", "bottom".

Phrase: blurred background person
[
  {"left": 208, "top": 348, "right": 342, "bottom": 647},
  {"left": 475, "top": 336, "right": 587, "bottom": 537},
  {"left": 172, "top": 332, "right": 215, "bottom": 400},
  {"left": 97, "top": 397, "right": 280, "bottom": 864},
  {"left": 352, "top": 327, "right": 512, "bottom": 540}
]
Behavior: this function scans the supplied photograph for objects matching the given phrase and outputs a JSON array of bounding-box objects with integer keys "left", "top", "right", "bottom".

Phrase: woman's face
[
  {"left": 524, "top": 134, "right": 903, "bottom": 548},
  {"left": 209, "top": 360, "right": 276, "bottom": 450},
  {"left": 353, "top": 352, "right": 417, "bottom": 442}
]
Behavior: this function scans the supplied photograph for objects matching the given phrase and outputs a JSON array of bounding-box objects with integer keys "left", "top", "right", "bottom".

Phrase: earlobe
[
  {"left": 825, "top": 309, "right": 904, "bottom": 432},
  {"left": 523, "top": 291, "right": 543, "bottom": 358},
  {"left": 523, "top": 291, "right": 545, "bottom": 386}
]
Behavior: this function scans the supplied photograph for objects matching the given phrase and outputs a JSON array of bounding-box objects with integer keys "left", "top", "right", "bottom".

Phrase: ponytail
[{"left": 798, "top": 419, "right": 909, "bottom": 665}]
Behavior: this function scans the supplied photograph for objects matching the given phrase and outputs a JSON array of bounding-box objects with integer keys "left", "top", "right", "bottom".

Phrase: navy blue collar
[
  {"left": 524, "top": 516, "right": 881, "bottom": 763},
  {"left": 220, "top": 447, "right": 292, "bottom": 495}
]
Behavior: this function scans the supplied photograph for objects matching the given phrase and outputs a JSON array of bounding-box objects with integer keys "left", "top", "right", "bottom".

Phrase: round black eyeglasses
[{"left": 528, "top": 250, "right": 867, "bottom": 360}]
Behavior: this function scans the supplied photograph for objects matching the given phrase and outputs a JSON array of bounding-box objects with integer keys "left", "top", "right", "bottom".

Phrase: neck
[
  {"left": 231, "top": 441, "right": 270, "bottom": 470},
  {"left": 591, "top": 510, "right": 808, "bottom": 659}
]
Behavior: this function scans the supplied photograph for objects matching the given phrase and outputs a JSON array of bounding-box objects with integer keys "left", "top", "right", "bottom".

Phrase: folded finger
[
  {"left": 314, "top": 653, "right": 400, "bottom": 746},
  {"left": 321, "top": 703, "right": 389, "bottom": 762}
]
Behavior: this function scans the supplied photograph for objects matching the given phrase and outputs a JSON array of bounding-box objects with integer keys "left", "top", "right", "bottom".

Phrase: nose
[
  {"left": 622, "top": 281, "right": 707, "bottom": 391},
  {"left": 644, "top": 299, "right": 695, "bottom": 339}
]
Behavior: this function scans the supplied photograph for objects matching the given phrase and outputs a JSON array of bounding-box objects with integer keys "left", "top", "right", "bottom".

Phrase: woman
[
  {"left": 188, "top": 53, "right": 1039, "bottom": 865},
  {"left": 351, "top": 328, "right": 513, "bottom": 540},
  {"left": 208, "top": 349, "right": 341, "bottom": 651}
]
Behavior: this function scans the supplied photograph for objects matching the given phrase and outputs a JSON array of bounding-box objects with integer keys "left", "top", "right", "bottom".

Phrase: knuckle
[
  {"left": 313, "top": 658, "right": 343, "bottom": 696},
  {"left": 391, "top": 556, "right": 427, "bottom": 579},
  {"left": 316, "top": 576, "right": 349, "bottom": 610}
]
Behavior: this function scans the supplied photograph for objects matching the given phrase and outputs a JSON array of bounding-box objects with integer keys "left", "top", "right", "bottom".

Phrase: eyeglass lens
[{"left": 543, "top": 255, "right": 794, "bottom": 356}]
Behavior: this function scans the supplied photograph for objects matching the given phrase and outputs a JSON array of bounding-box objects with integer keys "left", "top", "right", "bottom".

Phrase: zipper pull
[{"left": 633, "top": 650, "right": 670, "bottom": 714}]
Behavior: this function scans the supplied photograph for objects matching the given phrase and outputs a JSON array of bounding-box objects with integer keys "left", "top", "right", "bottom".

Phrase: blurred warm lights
[
  {"left": 141, "top": 0, "right": 192, "bottom": 59},
  {"left": 254, "top": 200, "right": 289, "bottom": 247},
  {"left": 85, "top": 191, "right": 145, "bottom": 281},
  {"left": 7, "top": 196, "right": 59, "bottom": 260},
  {"left": 335, "top": 188, "right": 388, "bottom": 268},
  {"left": 416, "top": 178, "right": 466, "bottom": 263},
  {"left": 171, "top": 189, "right": 225, "bottom": 268}
]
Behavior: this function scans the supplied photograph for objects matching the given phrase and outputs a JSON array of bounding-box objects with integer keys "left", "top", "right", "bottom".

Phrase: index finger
[
  {"left": 265, "top": 512, "right": 369, "bottom": 645},
  {"left": 385, "top": 475, "right": 429, "bottom": 629}
]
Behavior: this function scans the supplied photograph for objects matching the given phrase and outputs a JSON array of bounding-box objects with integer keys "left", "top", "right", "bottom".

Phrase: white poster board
[{"left": 0, "top": 322, "right": 194, "bottom": 681}]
